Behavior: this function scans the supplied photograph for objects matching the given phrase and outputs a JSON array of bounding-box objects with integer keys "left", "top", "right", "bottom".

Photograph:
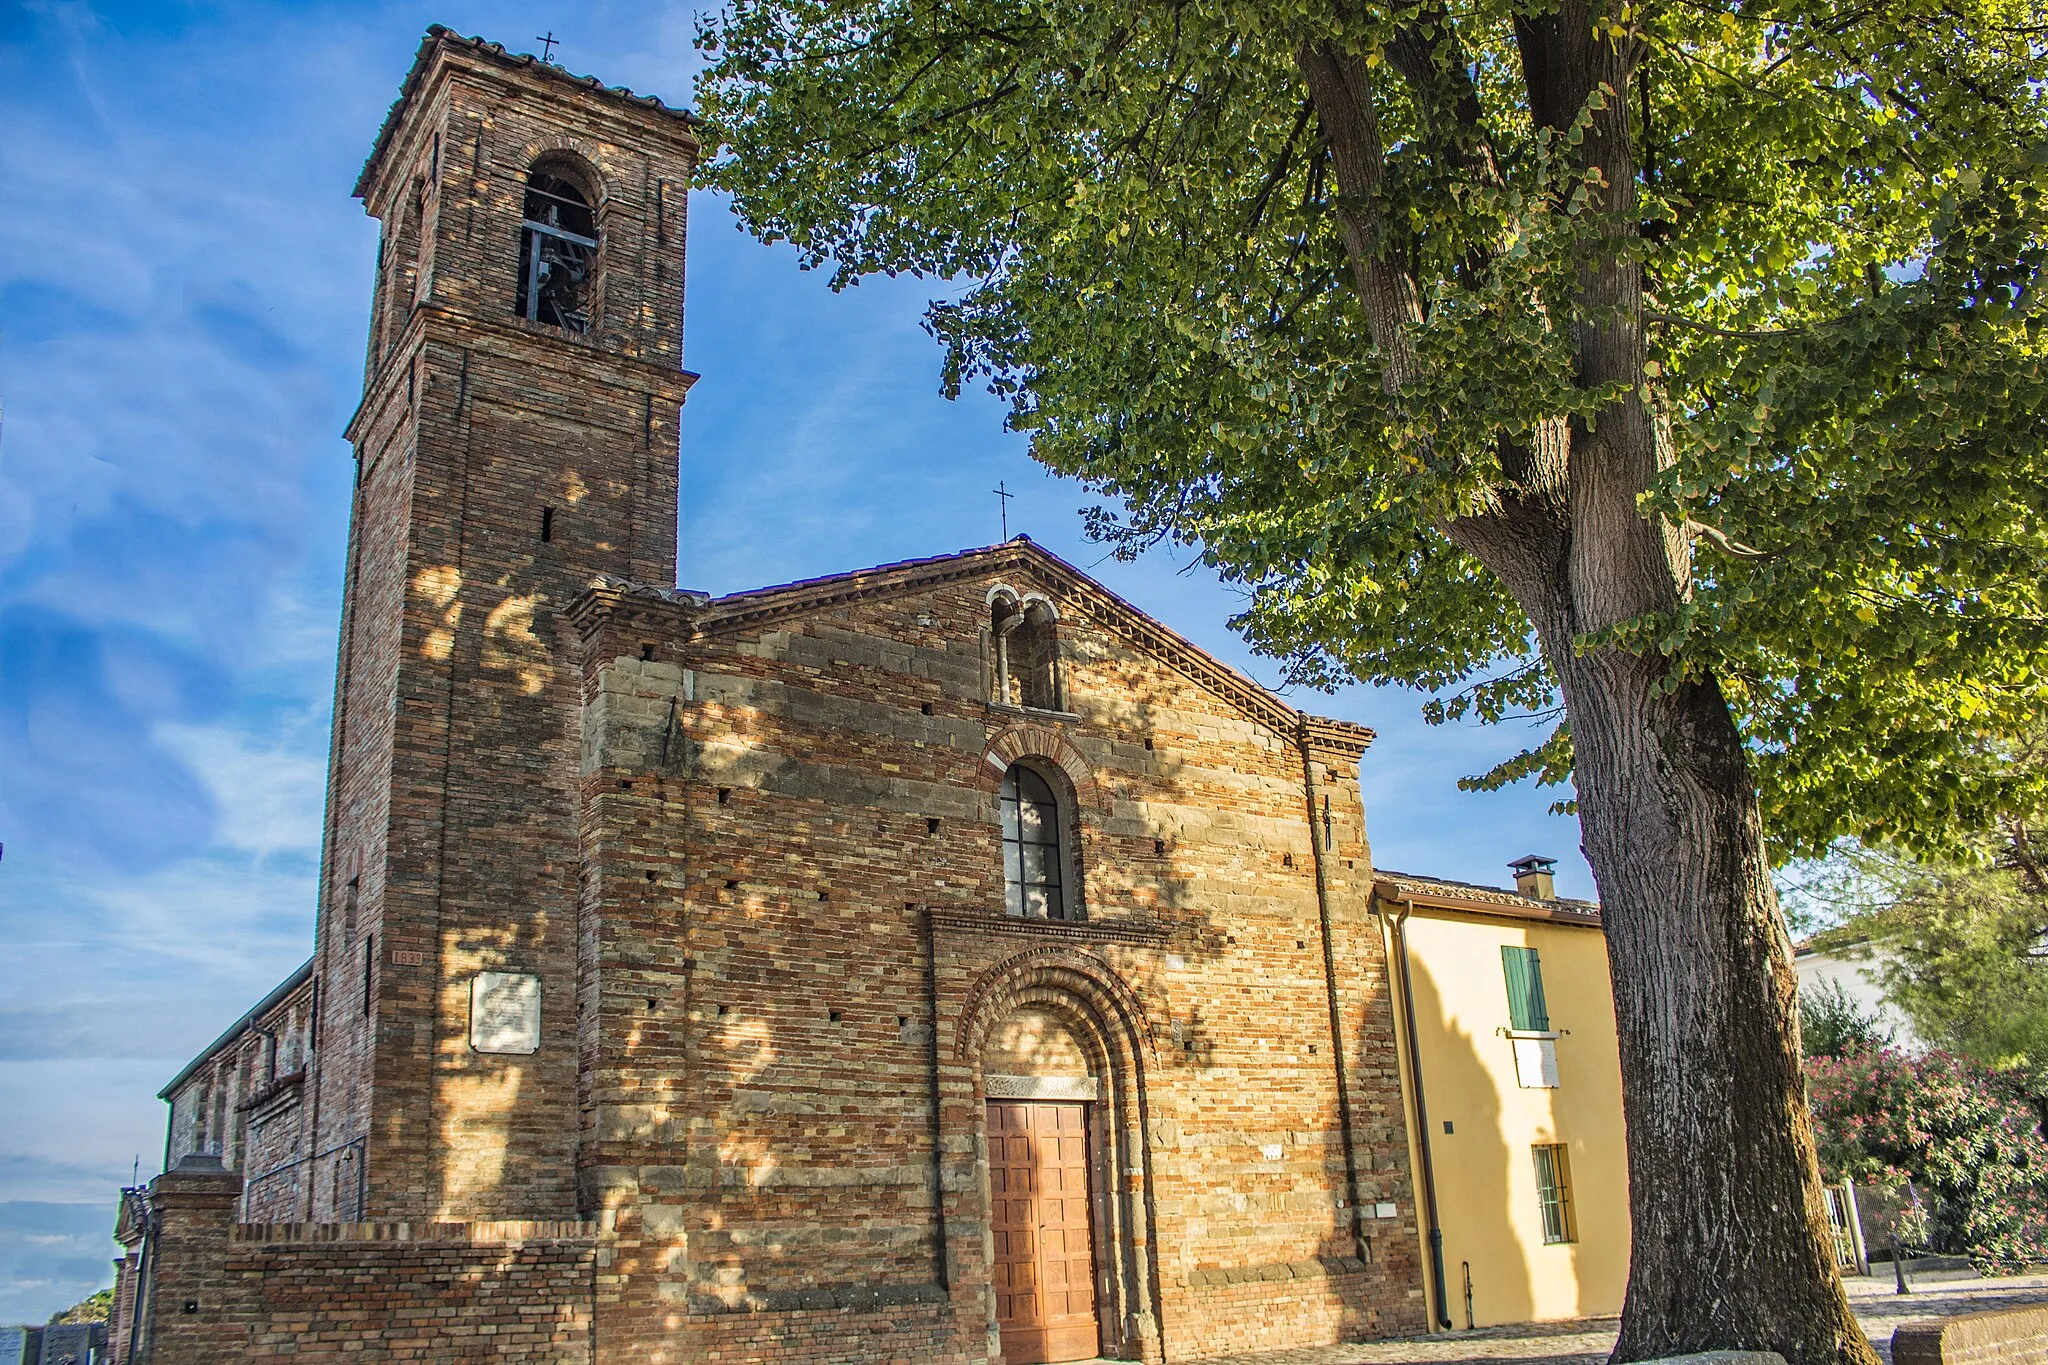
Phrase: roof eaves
[
  {"left": 354, "top": 25, "right": 701, "bottom": 202},
  {"left": 682, "top": 538, "right": 1372, "bottom": 753},
  {"left": 1373, "top": 869, "right": 1603, "bottom": 927},
  {"left": 158, "top": 958, "right": 316, "bottom": 1100}
]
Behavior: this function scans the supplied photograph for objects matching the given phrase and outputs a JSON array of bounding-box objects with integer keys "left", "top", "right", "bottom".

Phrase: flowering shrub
[{"left": 1807, "top": 1044, "right": 2048, "bottom": 1270}]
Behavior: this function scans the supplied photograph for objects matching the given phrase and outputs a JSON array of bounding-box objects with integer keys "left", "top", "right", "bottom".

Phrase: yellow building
[{"left": 1374, "top": 858, "right": 1630, "bottom": 1330}]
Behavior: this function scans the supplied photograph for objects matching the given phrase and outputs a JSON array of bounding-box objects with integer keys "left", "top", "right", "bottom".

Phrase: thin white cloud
[{"left": 153, "top": 722, "right": 326, "bottom": 862}]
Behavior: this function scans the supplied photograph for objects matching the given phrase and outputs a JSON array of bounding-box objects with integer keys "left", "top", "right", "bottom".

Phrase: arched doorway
[{"left": 982, "top": 1006, "right": 1106, "bottom": 1364}]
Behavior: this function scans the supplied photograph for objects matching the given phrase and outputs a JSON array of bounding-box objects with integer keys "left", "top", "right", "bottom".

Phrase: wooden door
[{"left": 988, "top": 1101, "right": 1101, "bottom": 1364}]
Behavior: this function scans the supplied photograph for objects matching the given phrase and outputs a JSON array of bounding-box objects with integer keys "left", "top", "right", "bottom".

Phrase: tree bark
[{"left": 1550, "top": 640, "right": 1879, "bottom": 1365}]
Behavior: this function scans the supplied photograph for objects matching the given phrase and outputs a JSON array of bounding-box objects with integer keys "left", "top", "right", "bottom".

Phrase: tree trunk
[
  {"left": 1547, "top": 639, "right": 1879, "bottom": 1365},
  {"left": 1294, "top": 8, "right": 1879, "bottom": 1356}
]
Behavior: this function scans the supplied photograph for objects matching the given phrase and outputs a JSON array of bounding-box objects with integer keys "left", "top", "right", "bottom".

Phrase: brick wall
[
  {"left": 567, "top": 548, "right": 1425, "bottom": 1361},
  {"left": 157, "top": 966, "right": 316, "bottom": 1221},
  {"left": 304, "top": 29, "right": 699, "bottom": 1222},
  {"left": 130, "top": 1157, "right": 595, "bottom": 1365}
]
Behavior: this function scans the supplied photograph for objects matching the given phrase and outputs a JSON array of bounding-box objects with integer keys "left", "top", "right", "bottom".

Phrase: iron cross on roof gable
[{"left": 993, "top": 480, "right": 1014, "bottom": 540}]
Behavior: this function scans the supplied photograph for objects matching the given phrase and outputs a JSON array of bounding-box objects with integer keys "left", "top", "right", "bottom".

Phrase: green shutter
[{"left": 1501, "top": 946, "right": 1551, "bottom": 1032}]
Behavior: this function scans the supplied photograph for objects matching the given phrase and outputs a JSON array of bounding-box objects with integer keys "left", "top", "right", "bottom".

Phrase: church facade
[{"left": 109, "top": 28, "right": 1453, "bottom": 1365}]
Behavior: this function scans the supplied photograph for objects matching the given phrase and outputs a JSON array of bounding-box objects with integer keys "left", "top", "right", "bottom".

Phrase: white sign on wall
[
  {"left": 1512, "top": 1036, "right": 1560, "bottom": 1089},
  {"left": 470, "top": 971, "right": 541, "bottom": 1054}
]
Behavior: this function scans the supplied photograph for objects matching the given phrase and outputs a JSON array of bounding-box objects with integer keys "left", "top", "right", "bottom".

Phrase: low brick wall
[
  {"left": 1893, "top": 1302, "right": 2048, "bottom": 1364},
  {"left": 1169, "top": 1258, "right": 1421, "bottom": 1360},
  {"left": 134, "top": 1159, "right": 598, "bottom": 1365},
  {"left": 221, "top": 1221, "right": 597, "bottom": 1363}
]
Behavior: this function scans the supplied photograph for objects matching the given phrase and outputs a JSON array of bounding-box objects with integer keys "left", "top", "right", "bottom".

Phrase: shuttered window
[
  {"left": 1501, "top": 946, "right": 1551, "bottom": 1031},
  {"left": 1533, "top": 1144, "right": 1576, "bottom": 1244}
]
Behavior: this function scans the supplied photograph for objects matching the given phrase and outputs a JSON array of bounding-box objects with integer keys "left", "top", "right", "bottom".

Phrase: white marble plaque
[
  {"left": 1512, "top": 1036, "right": 1559, "bottom": 1089},
  {"left": 985, "top": 1073, "right": 1098, "bottom": 1101},
  {"left": 470, "top": 972, "right": 541, "bottom": 1055}
]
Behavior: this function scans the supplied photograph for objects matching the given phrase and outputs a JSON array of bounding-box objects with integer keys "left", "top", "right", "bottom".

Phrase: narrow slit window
[
  {"left": 1533, "top": 1144, "right": 1576, "bottom": 1243},
  {"left": 515, "top": 169, "right": 597, "bottom": 332},
  {"left": 540, "top": 506, "right": 555, "bottom": 542},
  {"left": 361, "top": 934, "right": 375, "bottom": 1019},
  {"left": 1000, "top": 763, "right": 1067, "bottom": 920}
]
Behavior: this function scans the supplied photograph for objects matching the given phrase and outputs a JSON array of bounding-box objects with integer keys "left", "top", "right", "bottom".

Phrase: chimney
[{"left": 1508, "top": 854, "right": 1557, "bottom": 901}]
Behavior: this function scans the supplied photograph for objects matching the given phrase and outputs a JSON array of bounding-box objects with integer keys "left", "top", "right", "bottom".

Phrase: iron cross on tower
[
  {"left": 536, "top": 32, "right": 561, "bottom": 62},
  {"left": 993, "top": 481, "right": 1014, "bottom": 540}
]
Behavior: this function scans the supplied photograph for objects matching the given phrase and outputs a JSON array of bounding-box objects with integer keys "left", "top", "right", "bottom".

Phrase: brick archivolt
[
  {"left": 514, "top": 137, "right": 610, "bottom": 197},
  {"left": 976, "top": 723, "right": 1108, "bottom": 813},
  {"left": 953, "top": 946, "right": 1156, "bottom": 1072}
]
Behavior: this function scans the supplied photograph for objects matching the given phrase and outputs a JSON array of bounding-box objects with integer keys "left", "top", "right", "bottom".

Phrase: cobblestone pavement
[{"left": 1185, "top": 1271, "right": 2048, "bottom": 1365}]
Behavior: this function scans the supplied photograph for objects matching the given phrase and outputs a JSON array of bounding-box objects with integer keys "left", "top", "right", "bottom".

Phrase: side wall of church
[
  {"left": 568, "top": 556, "right": 1425, "bottom": 1363},
  {"left": 158, "top": 969, "right": 318, "bottom": 1222}
]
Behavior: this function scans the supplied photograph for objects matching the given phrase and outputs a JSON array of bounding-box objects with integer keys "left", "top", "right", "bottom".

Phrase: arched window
[
  {"left": 1000, "top": 763, "right": 1069, "bottom": 920},
  {"left": 990, "top": 594, "right": 1060, "bottom": 709},
  {"left": 515, "top": 167, "right": 597, "bottom": 332}
]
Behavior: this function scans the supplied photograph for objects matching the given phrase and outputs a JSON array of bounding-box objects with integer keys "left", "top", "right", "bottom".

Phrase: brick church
[{"left": 109, "top": 27, "right": 1459, "bottom": 1365}]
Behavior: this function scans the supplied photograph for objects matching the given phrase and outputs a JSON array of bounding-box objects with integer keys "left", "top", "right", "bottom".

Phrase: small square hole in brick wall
[
  {"left": 1308, "top": 1044, "right": 1318, "bottom": 1055},
  {"left": 645, "top": 870, "right": 658, "bottom": 881},
  {"left": 1296, "top": 939, "right": 1307, "bottom": 949},
  {"left": 618, "top": 779, "right": 632, "bottom": 790},
  {"left": 818, "top": 889, "right": 830, "bottom": 902},
  {"left": 646, "top": 998, "right": 658, "bottom": 1012},
  {"left": 724, "top": 879, "right": 738, "bottom": 890},
  {"left": 828, "top": 1009, "right": 843, "bottom": 1023},
  {"left": 717, "top": 787, "right": 732, "bottom": 805},
  {"left": 921, "top": 702, "right": 934, "bottom": 716},
  {"left": 904, "top": 902, "right": 917, "bottom": 913},
  {"left": 640, "top": 642, "right": 656, "bottom": 661},
  {"left": 1282, "top": 852, "right": 1295, "bottom": 868},
  {"left": 716, "top": 1004, "right": 728, "bottom": 1017},
  {"left": 1144, "top": 737, "right": 1155, "bottom": 750},
  {"left": 898, "top": 1015, "right": 909, "bottom": 1028},
  {"left": 927, "top": 817, "right": 941, "bottom": 834},
  {"left": 1154, "top": 839, "right": 1166, "bottom": 856}
]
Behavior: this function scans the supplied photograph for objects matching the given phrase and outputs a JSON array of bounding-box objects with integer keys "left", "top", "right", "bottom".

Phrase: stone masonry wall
[{"left": 568, "top": 544, "right": 1426, "bottom": 1363}]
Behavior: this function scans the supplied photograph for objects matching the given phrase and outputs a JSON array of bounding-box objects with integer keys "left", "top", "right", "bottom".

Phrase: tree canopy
[
  {"left": 696, "top": 2, "right": 2048, "bottom": 1356},
  {"left": 697, "top": 0, "right": 2048, "bottom": 860}
]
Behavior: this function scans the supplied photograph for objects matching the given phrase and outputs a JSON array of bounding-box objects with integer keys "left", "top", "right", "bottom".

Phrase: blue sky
[{"left": 0, "top": 0, "right": 1593, "bottom": 1322}]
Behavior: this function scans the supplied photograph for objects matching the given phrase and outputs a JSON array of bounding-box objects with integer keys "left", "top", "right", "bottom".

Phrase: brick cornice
[
  {"left": 926, "top": 906, "right": 1171, "bottom": 946},
  {"left": 356, "top": 26, "right": 698, "bottom": 204},
  {"left": 567, "top": 540, "right": 1376, "bottom": 758},
  {"left": 344, "top": 306, "right": 699, "bottom": 446}
]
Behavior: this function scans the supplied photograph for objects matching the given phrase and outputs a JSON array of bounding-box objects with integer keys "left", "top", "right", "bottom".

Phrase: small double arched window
[
  {"left": 1000, "top": 763, "right": 1073, "bottom": 920},
  {"left": 989, "top": 592, "right": 1060, "bottom": 710},
  {"left": 516, "top": 167, "right": 597, "bottom": 333}
]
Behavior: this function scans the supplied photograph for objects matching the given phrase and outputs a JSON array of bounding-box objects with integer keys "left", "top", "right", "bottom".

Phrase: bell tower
[{"left": 306, "top": 28, "right": 698, "bottom": 1220}]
